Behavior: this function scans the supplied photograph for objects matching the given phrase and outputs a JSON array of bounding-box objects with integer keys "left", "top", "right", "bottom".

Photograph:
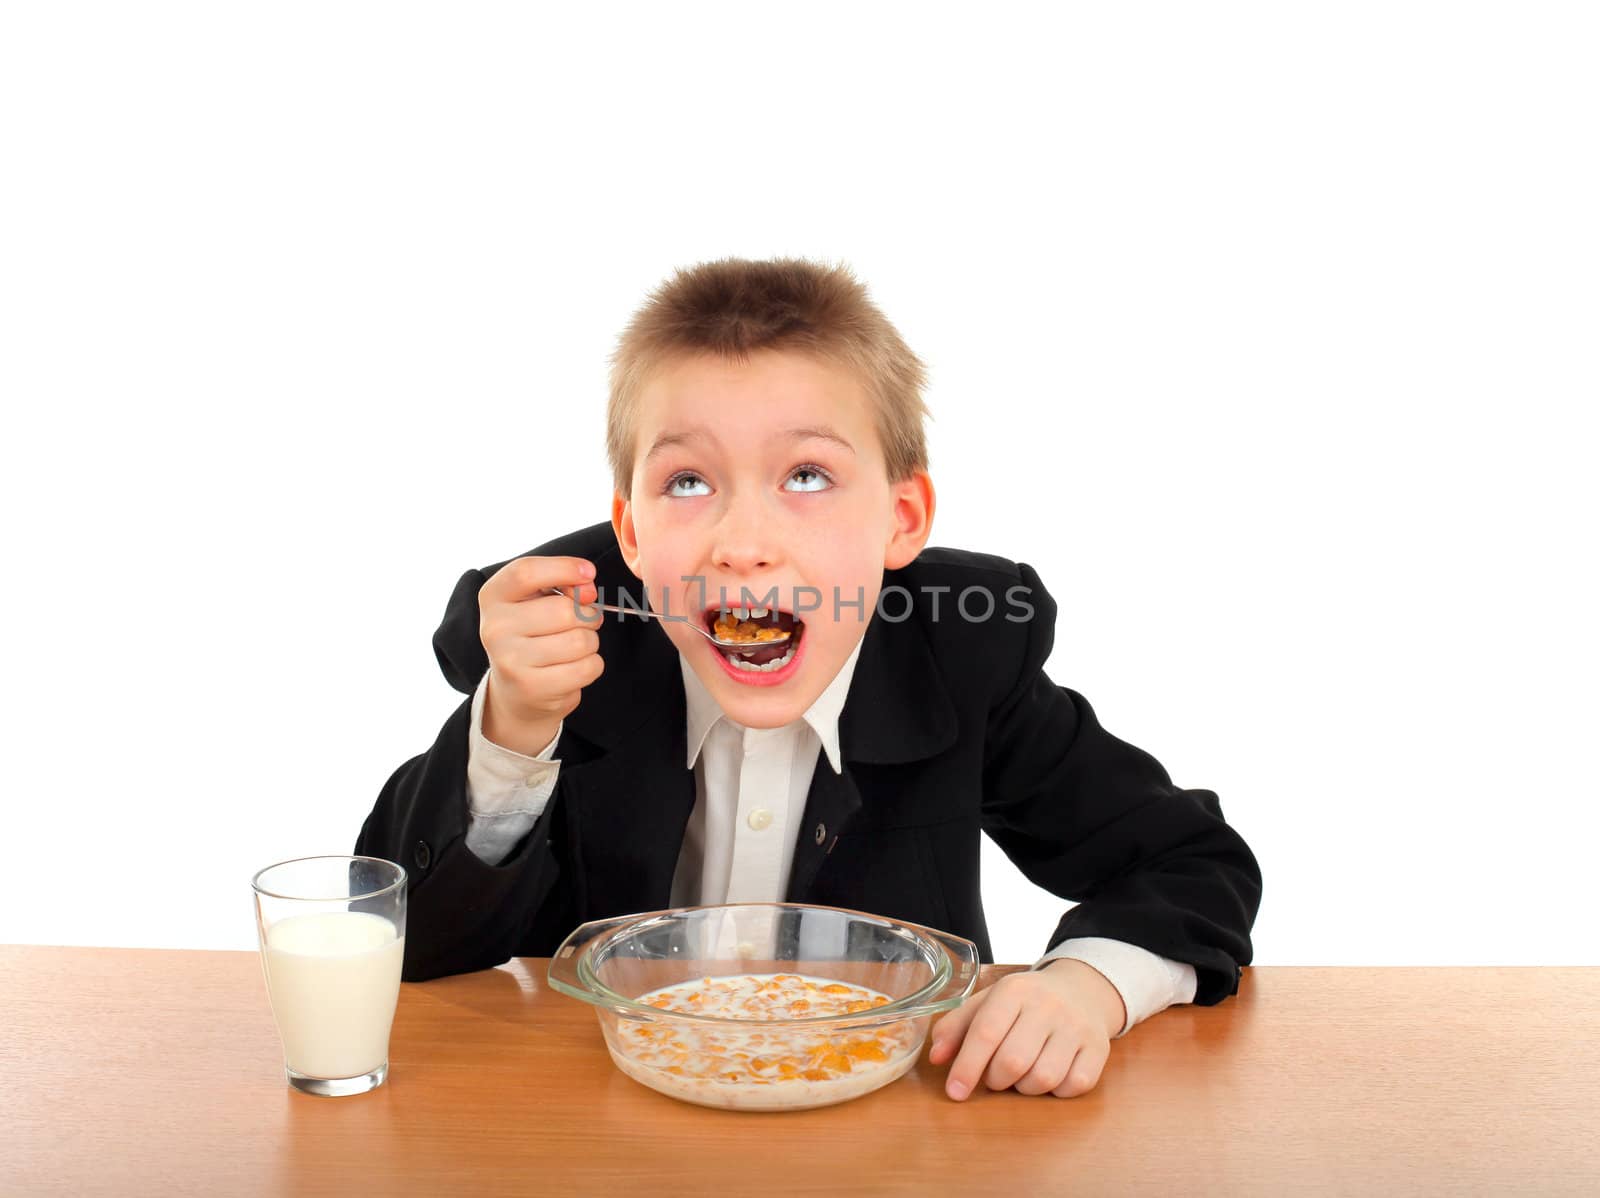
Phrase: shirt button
[
  {"left": 814, "top": 823, "right": 827, "bottom": 845},
  {"left": 747, "top": 808, "right": 773, "bottom": 831},
  {"left": 413, "top": 840, "right": 431, "bottom": 870}
]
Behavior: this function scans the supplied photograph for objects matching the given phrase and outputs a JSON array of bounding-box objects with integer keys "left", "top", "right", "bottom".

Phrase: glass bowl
[{"left": 547, "top": 902, "right": 979, "bottom": 1111}]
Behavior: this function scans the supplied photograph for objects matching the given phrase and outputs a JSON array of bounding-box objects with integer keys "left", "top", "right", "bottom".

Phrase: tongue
[{"left": 732, "top": 641, "right": 791, "bottom": 666}]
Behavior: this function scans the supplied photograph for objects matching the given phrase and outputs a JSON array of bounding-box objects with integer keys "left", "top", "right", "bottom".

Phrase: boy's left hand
[{"left": 927, "top": 959, "right": 1126, "bottom": 1100}]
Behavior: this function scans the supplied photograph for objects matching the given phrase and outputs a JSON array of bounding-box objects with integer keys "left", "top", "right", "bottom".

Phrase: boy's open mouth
[{"left": 704, "top": 605, "right": 805, "bottom": 674}]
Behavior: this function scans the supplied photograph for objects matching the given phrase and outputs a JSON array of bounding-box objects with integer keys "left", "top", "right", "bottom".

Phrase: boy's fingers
[
  {"left": 524, "top": 592, "right": 606, "bottom": 634},
  {"left": 481, "top": 595, "right": 603, "bottom": 651},
  {"left": 942, "top": 988, "right": 1023, "bottom": 1101},
  {"left": 980, "top": 1007, "right": 1056, "bottom": 1092},
  {"left": 515, "top": 626, "right": 601, "bottom": 669},
  {"left": 523, "top": 653, "right": 605, "bottom": 695},
  {"left": 1014, "top": 1031, "right": 1080, "bottom": 1096},
  {"left": 1051, "top": 1035, "right": 1111, "bottom": 1099},
  {"left": 483, "top": 556, "right": 597, "bottom": 604}
]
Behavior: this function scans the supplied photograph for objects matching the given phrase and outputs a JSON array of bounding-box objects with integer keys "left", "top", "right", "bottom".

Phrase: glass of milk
[{"left": 251, "top": 855, "right": 407, "bottom": 1096}]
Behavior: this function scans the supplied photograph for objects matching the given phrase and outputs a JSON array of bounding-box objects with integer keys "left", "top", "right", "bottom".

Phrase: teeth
[
  {"left": 715, "top": 605, "right": 778, "bottom": 622},
  {"left": 725, "top": 642, "right": 797, "bottom": 673}
]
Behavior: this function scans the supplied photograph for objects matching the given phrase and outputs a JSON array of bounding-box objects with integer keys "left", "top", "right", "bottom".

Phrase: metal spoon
[{"left": 550, "top": 588, "right": 793, "bottom": 651}]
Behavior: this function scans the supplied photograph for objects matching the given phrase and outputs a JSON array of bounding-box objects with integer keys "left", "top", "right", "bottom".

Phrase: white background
[{"left": 2, "top": 2, "right": 1595, "bottom": 966}]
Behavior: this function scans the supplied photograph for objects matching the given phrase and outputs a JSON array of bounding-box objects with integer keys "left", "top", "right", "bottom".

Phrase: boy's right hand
[{"left": 477, "top": 556, "right": 605, "bottom": 757}]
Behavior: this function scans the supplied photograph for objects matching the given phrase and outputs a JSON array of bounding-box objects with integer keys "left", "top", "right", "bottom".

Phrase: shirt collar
[{"left": 681, "top": 636, "right": 864, "bottom": 775}]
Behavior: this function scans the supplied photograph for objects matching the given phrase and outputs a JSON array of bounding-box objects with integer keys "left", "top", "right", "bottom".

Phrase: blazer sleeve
[
  {"left": 354, "top": 567, "right": 569, "bottom": 982},
  {"left": 979, "top": 563, "right": 1262, "bottom": 1005}
]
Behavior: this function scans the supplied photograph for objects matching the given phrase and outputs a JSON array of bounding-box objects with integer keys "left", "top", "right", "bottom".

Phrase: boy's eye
[
  {"left": 784, "top": 465, "right": 832, "bottom": 494},
  {"left": 665, "top": 472, "right": 712, "bottom": 497}
]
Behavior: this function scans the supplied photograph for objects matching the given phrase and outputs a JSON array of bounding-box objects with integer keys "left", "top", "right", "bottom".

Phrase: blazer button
[
  {"left": 413, "top": 840, "right": 431, "bottom": 870},
  {"left": 813, "top": 823, "right": 826, "bottom": 846}
]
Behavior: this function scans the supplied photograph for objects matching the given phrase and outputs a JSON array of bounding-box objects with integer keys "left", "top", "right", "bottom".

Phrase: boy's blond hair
[{"left": 607, "top": 257, "right": 930, "bottom": 496}]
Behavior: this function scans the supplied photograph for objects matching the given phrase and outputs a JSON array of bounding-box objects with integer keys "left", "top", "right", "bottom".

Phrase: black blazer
[{"left": 356, "top": 522, "right": 1261, "bottom": 1003}]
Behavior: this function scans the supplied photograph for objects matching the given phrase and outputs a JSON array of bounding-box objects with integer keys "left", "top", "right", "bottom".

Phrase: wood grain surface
[{"left": 2, "top": 947, "right": 1597, "bottom": 1196}]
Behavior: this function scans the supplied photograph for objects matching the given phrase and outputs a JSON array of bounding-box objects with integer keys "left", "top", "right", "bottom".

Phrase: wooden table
[{"left": 3, "top": 948, "right": 1597, "bottom": 1195}]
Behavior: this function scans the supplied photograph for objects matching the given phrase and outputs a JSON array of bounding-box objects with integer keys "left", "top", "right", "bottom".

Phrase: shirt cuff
[
  {"left": 466, "top": 671, "right": 562, "bottom": 819},
  {"left": 1036, "top": 937, "right": 1199, "bottom": 1038}
]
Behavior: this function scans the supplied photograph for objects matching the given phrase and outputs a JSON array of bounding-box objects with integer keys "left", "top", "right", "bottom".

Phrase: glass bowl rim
[
  {"left": 571, "top": 901, "right": 959, "bottom": 1028},
  {"left": 251, "top": 854, "right": 407, "bottom": 904}
]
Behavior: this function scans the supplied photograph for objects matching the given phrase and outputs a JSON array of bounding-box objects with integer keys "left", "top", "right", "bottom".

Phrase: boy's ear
[
  {"left": 611, "top": 492, "right": 645, "bottom": 579},
  {"left": 883, "top": 470, "right": 936, "bottom": 570}
]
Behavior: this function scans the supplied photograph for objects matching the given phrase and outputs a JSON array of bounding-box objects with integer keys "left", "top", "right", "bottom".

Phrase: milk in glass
[{"left": 261, "top": 910, "right": 404, "bottom": 1079}]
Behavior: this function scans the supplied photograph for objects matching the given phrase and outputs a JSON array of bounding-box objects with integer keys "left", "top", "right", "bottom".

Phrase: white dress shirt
[{"left": 463, "top": 647, "right": 1197, "bottom": 1037}]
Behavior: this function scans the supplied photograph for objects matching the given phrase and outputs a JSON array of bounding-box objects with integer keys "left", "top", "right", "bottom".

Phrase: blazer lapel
[
  {"left": 836, "top": 582, "right": 960, "bottom": 767},
  {"left": 784, "top": 762, "right": 862, "bottom": 900}
]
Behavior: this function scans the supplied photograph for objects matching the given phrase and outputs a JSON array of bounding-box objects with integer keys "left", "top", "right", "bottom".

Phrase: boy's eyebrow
[
  {"left": 643, "top": 425, "right": 857, "bottom": 462},
  {"left": 782, "top": 425, "right": 857, "bottom": 456},
  {"left": 643, "top": 428, "right": 708, "bottom": 463}
]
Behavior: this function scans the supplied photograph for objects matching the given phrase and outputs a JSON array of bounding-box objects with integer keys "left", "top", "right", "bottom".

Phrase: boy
[{"left": 356, "top": 258, "right": 1261, "bottom": 1101}]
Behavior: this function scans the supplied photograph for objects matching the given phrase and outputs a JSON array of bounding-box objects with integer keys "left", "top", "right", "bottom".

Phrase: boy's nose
[
  {"left": 710, "top": 508, "right": 780, "bottom": 576},
  {"left": 712, "top": 539, "right": 775, "bottom": 575}
]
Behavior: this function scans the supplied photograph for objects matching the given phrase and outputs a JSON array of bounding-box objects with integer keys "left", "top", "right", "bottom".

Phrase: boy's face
[{"left": 613, "top": 349, "right": 934, "bottom": 730}]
